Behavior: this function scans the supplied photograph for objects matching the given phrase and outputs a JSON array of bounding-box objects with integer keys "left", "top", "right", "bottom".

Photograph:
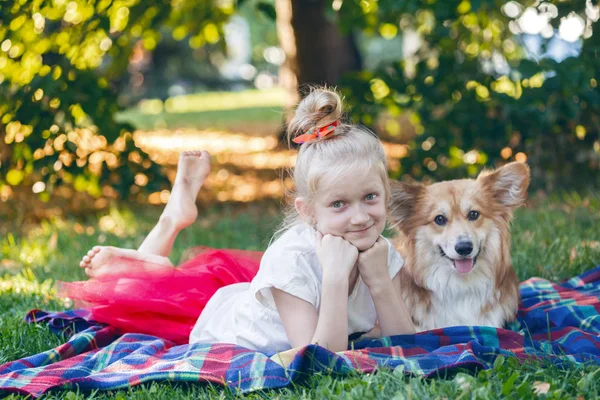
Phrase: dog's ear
[
  {"left": 388, "top": 179, "right": 425, "bottom": 231},
  {"left": 478, "top": 162, "right": 530, "bottom": 209}
]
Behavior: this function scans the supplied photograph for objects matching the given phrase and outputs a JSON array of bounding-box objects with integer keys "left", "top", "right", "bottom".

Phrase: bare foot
[
  {"left": 161, "top": 150, "right": 211, "bottom": 230},
  {"left": 79, "top": 246, "right": 101, "bottom": 268},
  {"left": 79, "top": 246, "right": 173, "bottom": 278}
]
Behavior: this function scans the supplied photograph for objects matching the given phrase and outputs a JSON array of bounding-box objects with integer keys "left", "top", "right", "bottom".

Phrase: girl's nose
[{"left": 350, "top": 206, "right": 370, "bottom": 224}]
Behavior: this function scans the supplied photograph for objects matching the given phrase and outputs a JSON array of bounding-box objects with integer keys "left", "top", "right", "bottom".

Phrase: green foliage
[
  {"left": 0, "top": 0, "right": 234, "bottom": 198},
  {"left": 337, "top": 0, "right": 600, "bottom": 189}
]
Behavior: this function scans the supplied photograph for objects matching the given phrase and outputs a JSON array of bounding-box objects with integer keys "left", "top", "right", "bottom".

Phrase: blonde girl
[{"left": 62, "top": 87, "right": 415, "bottom": 354}]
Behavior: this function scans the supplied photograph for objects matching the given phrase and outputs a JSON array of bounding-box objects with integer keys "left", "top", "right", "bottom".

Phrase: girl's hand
[
  {"left": 357, "top": 237, "right": 390, "bottom": 290},
  {"left": 316, "top": 231, "right": 358, "bottom": 280}
]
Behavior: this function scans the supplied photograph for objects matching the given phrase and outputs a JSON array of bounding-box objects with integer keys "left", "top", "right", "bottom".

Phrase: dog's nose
[{"left": 455, "top": 240, "right": 473, "bottom": 256}]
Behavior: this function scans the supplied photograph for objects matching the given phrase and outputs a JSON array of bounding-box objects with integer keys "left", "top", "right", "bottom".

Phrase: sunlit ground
[
  {"left": 133, "top": 129, "right": 407, "bottom": 205},
  {"left": 116, "top": 88, "right": 286, "bottom": 133}
]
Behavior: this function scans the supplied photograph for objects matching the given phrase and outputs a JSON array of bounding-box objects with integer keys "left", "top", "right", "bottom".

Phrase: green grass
[
  {"left": 1, "top": 194, "right": 600, "bottom": 399},
  {"left": 117, "top": 88, "right": 284, "bottom": 132},
  {"left": 117, "top": 106, "right": 284, "bottom": 132}
]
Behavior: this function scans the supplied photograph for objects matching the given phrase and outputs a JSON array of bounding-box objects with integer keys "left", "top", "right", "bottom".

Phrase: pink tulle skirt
[{"left": 58, "top": 247, "right": 262, "bottom": 344}]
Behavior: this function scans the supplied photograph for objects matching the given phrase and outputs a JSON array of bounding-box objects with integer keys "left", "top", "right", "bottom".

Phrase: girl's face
[{"left": 309, "top": 167, "right": 387, "bottom": 251}]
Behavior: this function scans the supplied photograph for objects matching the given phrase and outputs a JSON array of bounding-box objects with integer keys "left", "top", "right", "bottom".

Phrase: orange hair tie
[{"left": 292, "top": 120, "right": 341, "bottom": 144}]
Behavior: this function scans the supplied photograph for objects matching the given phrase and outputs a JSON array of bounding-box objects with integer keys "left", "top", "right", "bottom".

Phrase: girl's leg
[
  {"left": 80, "top": 150, "right": 212, "bottom": 278},
  {"left": 138, "top": 150, "right": 211, "bottom": 256}
]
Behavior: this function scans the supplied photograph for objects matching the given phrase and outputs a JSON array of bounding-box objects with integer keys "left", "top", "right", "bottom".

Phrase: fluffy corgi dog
[{"left": 389, "top": 162, "right": 530, "bottom": 331}]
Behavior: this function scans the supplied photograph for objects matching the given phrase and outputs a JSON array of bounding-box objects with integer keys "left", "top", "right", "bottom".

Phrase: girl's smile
[{"left": 349, "top": 225, "right": 374, "bottom": 234}]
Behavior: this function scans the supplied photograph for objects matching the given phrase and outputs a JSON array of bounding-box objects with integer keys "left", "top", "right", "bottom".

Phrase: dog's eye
[
  {"left": 468, "top": 210, "right": 480, "bottom": 221},
  {"left": 434, "top": 215, "right": 447, "bottom": 226}
]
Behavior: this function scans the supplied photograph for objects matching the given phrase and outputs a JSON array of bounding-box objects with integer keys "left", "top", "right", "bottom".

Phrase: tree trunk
[
  {"left": 276, "top": 0, "right": 362, "bottom": 136},
  {"left": 0, "top": 132, "right": 11, "bottom": 169}
]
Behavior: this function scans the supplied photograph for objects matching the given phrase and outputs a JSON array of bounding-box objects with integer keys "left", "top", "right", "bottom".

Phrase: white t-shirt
[{"left": 189, "top": 223, "right": 404, "bottom": 354}]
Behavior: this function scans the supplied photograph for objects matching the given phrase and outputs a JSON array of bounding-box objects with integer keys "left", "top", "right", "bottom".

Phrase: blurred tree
[
  {"left": 275, "top": 0, "right": 362, "bottom": 124},
  {"left": 335, "top": 0, "right": 600, "bottom": 190},
  {"left": 0, "top": 0, "right": 233, "bottom": 202}
]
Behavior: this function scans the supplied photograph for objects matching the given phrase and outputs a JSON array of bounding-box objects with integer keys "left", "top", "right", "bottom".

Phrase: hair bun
[{"left": 287, "top": 87, "right": 344, "bottom": 145}]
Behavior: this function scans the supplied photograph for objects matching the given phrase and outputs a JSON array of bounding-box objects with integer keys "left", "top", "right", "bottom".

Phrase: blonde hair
[{"left": 275, "top": 87, "right": 389, "bottom": 238}]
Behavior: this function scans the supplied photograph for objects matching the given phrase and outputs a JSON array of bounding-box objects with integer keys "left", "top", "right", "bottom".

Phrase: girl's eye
[
  {"left": 365, "top": 193, "right": 377, "bottom": 201},
  {"left": 331, "top": 201, "right": 344, "bottom": 209},
  {"left": 434, "top": 215, "right": 447, "bottom": 226},
  {"left": 468, "top": 210, "right": 480, "bottom": 221}
]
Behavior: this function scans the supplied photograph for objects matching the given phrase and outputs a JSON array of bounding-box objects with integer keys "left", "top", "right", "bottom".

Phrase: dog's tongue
[{"left": 455, "top": 258, "right": 474, "bottom": 273}]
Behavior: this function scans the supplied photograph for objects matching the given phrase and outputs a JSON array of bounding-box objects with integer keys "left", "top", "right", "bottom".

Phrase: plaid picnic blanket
[{"left": 1, "top": 266, "right": 599, "bottom": 398}]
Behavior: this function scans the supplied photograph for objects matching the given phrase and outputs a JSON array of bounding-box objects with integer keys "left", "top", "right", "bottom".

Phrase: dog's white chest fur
[
  {"left": 410, "top": 267, "right": 506, "bottom": 331},
  {"left": 420, "top": 293, "right": 505, "bottom": 331}
]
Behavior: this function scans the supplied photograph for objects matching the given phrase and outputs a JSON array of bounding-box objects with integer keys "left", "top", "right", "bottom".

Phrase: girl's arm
[
  {"left": 358, "top": 238, "right": 415, "bottom": 336},
  {"left": 272, "top": 233, "right": 358, "bottom": 352},
  {"left": 271, "top": 288, "right": 317, "bottom": 346},
  {"left": 391, "top": 271, "right": 415, "bottom": 332},
  {"left": 272, "top": 275, "right": 349, "bottom": 351},
  {"left": 369, "top": 273, "right": 415, "bottom": 336}
]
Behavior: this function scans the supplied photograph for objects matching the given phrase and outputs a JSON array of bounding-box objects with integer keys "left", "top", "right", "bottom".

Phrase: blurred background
[{"left": 0, "top": 0, "right": 599, "bottom": 220}]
